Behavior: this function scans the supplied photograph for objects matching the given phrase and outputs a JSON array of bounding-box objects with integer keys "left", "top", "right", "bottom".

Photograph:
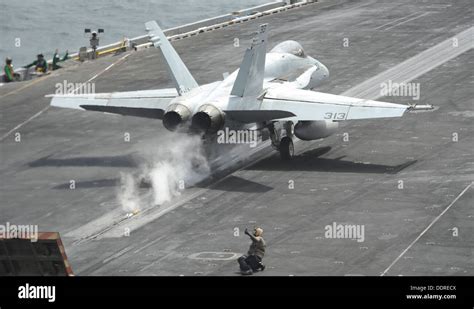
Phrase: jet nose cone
[
  {"left": 320, "top": 63, "right": 329, "bottom": 78},
  {"left": 309, "top": 56, "right": 329, "bottom": 78}
]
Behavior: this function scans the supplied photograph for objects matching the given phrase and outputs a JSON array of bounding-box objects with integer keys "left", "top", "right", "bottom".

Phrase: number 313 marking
[{"left": 324, "top": 112, "right": 346, "bottom": 120}]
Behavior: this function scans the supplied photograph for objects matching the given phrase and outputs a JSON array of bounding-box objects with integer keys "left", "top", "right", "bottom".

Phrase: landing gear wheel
[{"left": 279, "top": 136, "right": 294, "bottom": 160}]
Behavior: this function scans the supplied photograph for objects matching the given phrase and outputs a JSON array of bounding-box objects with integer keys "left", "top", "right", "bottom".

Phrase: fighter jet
[{"left": 49, "top": 21, "right": 410, "bottom": 160}]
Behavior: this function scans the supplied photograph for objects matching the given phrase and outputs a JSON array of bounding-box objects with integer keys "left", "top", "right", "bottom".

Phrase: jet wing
[
  {"left": 47, "top": 88, "right": 177, "bottom": 119},
  {"left": 225, "top": 87, "right": 408, "bottom": 123}
]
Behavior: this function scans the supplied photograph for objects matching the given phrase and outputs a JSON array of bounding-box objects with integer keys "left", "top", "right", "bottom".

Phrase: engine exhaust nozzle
[
  {"left": 191, "top": 104, "right": 224, "bottom": 133},
  {"left": 162, "top": 103, "right": 191, "bottom": 131}
]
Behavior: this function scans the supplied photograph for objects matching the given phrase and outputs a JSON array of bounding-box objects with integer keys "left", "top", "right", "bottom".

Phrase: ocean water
[{"left": 0, "top": 0, "right": 271, "bottom": 66}]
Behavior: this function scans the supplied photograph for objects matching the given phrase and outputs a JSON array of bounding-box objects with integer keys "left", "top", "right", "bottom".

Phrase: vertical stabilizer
[
  {"left": 230, "top": 24, "right": 268, "bottom": 98},
  {"left": 145, "top": 20, "right": 198, "bottom": 95}
]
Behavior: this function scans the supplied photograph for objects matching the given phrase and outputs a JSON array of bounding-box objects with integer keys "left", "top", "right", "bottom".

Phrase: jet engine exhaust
[
  {"left": 191, "top": 104, "right": 224, "bottom": 133},
  {"left": 192, "top": 112, "right": 211, "bottom": 131},
  {"left": 162, "top": 103, "right": 191, "bottom": 131}
]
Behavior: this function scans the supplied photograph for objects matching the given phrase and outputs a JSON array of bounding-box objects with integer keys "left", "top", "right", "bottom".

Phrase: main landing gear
[{"left": 268, "top": 121, "right": 295, "bottom": 160}]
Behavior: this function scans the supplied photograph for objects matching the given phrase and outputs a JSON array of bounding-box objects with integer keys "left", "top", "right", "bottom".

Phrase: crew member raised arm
[{"left": 237, "top": 227, "right": 266, "bottom": 275}]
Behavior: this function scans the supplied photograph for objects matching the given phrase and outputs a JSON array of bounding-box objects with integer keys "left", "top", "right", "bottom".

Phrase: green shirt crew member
[
  {"left": 25, "top": 54, "right": 48, "bottom": 73},
  {"left": 3, "top": 57, "right": 20, "bottom": 82},
  {"left": 52, "top": 49, "right": 69, "bottom": 70}
]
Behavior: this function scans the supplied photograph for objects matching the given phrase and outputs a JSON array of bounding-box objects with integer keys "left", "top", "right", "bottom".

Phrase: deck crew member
[
  {"left": 52, "top": 49, "right": 69, "bottom": 70},
  {"left": 238, "top": 227, "right": 266, "bottom": 275},
  {"left": 4, "top": 57, "right": 20, "bottom": 82},
  {"left": 25, "top": 54, "right": 48, "bottom": 73}
]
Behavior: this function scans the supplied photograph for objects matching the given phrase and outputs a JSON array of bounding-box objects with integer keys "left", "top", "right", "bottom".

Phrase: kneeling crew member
[
  {"left": 238, "top": 227, "right": 266, "bottom": 275},
  {"left": 25, "top": 54, "right": 47, "bottom": 73}
]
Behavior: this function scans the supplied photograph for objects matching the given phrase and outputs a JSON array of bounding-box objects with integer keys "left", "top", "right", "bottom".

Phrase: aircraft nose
[{"left": 320, "top": 63, "right": 329, "bottom": 78}]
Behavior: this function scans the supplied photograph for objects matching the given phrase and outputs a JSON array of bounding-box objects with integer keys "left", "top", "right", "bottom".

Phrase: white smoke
[
  {"left": 116, "top": 133, "right": 210, "bottom": 214},
  {"left": 117, "top": 172, "right": 141, "bottom": 214},
  {"left": 148, "top": 162, "right": 179, "bottom": 205}
]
